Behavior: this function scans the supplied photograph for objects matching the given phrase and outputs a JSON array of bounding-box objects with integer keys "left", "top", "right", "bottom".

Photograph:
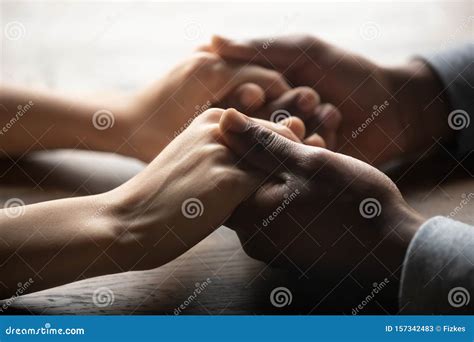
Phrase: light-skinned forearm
[
  {"left": 0, "top": 192, "right": 127, "bottom": 299},
  {"left": 0, "top": 86, "right": 131, "bottom": 158}
]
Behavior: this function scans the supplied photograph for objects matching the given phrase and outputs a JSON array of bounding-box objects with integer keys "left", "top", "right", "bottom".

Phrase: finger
[
  {"left": 220, "top": 83, "right": 265, "bottom": 112},
  {"left": 305, "top": 103, "right": 342, "bottom": 150},
  {"left": 279, "top": 117, "right": 306, "bottom": 140},
  {"left": 258, "top": 86, "right": 320, "bottom": 123},
  {"left": 219, "top": 108, "right": 311, "bottom": 175},
  {"left": 252, "top": 116, "right": 303, "bottom": 143},
  {"left": 211, "top": 35, "right": 299, "bottom": 68},
  {"left": 304, "top": 133, "right": 326, "bottom": 148},
  {"left": 196, "top": 44, "right": 212, "bottom": 53},
  {"left": 226, "top": 64, "right": 290, "bottom": 100}
]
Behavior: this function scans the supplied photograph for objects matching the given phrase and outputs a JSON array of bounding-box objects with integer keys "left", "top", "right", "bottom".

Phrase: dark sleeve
[
  {"left": 422, "top": 43, "right": 474, "bottom": 157},
  {"left": 399, "top": 216, "right": 474, "bottom": 313}
]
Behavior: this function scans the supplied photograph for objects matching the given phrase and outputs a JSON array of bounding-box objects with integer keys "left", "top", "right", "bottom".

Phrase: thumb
[{"left": 219, "top": 108, "right": 309, "bottom": 175}]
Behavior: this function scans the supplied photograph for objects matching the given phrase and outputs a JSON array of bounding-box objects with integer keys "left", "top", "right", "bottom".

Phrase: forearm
[
  {"left": 0, "top": 192, "right": 126, "bottom": 299},
  {"left": 0, "top": 86, "right": 130, "bottom": 157}
]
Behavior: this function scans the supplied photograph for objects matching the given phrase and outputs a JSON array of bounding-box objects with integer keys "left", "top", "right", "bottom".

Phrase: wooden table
[{"left": 1, "top": 1, "right": 472, "bottom": 315}]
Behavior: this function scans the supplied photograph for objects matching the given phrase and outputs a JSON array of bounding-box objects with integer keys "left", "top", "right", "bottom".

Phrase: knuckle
[
  {"left": 286, "top": 33, "right": 317, "bottom": 48},
  {"left": 201, "top": 143, "right": 228, "bottom": 161},
  {"left": 250, "top": 124, "right": 277, "bottom": 147},
  {"left": 196, "top": 108, "right": 223, "bottom": 124},
  {"left": 299, "top": 147, "right": 331, "bottom": 173},
  {"left": 298, "top": 34, "right": 316, "bottom": 46}
]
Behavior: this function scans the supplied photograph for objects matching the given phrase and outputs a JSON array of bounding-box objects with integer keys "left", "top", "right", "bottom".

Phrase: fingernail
[{"left": 225, "top": 109, "right": 249, "bottom": 133}]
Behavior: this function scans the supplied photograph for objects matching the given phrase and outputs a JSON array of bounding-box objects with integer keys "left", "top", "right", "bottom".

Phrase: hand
[
  {"left": 0, "top": 106, "right": 308, "bottom": 298},
  {"left": 219, "top": 109, "right": 426, "bottom": 291},
  {"left": 207, "top": 35, "right": 452, "bottom": 166},
  {"left": 111, "top": 52, "right": 321, "bottom": 161},
  {"left": 104, "top": 108, "right": 307, "bottom": 270}
]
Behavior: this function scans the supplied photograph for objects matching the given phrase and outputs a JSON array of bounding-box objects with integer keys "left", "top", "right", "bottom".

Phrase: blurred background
[{"left": 1, "top": 0, "right": 473, "bottom": 94}]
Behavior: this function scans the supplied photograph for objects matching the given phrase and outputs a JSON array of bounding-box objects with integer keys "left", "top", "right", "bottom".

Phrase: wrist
[
  {"left": 378, "top": 197, "right": 426, "bottom": 279},
  {"left": 112, "top": 93, "right": 175, "bottom": 161},
  {"left": 101, "top": 170, "right": 170, "bottom": 271},
  {"left": 383, "top": 60, "right": 452, "bottom": 158},
  {"left": 97, "top": 188, "right": 146, "bottom": 272}
]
